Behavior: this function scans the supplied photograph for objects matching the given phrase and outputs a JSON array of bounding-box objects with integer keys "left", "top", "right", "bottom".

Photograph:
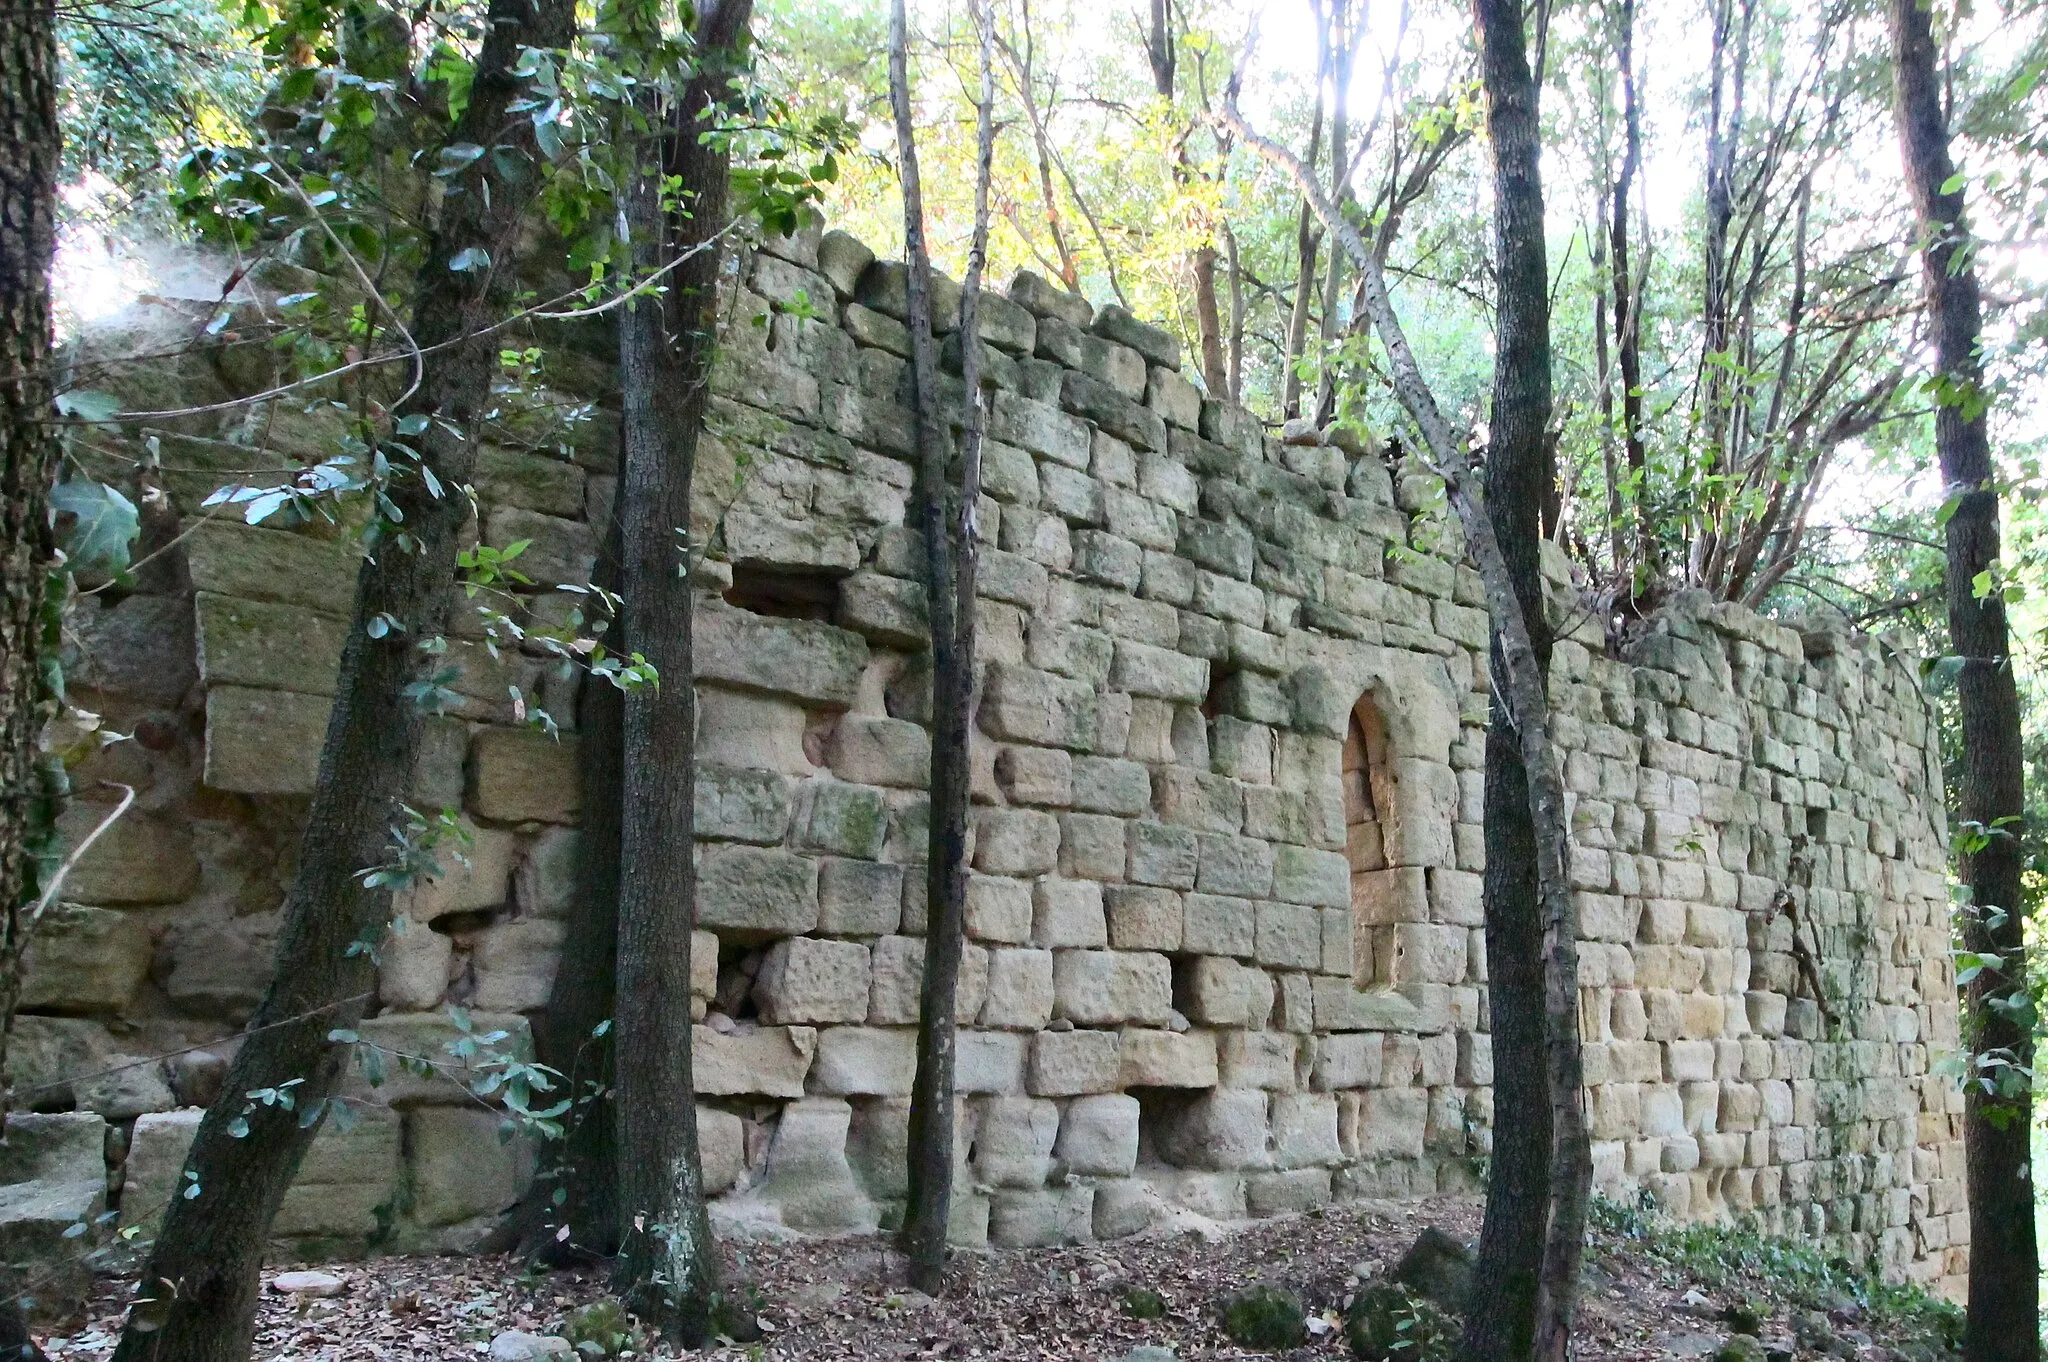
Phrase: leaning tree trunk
[
  {"left": 108, "top": 1, "right": 574, "bottom": 1354},
  {"left": 896, "top": 0, "right": 992, "bottom": 1294},
  {"left": 1460, "top": 2, "right": 1581, "bottom": 1358},
  {"left": 1, "top": 1, "right": 63, "bottom": 1353},
  {"left": 609, "top": 0, "right": 752, "bottom": 1343},
  {"left": 1889, "top": 5, "right": 2038, "bottom": 1360}
]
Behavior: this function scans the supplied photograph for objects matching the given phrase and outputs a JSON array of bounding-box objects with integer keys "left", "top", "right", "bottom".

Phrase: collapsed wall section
[{"left": 12, "top": 219, "right": 1964, "bottom": 1298}]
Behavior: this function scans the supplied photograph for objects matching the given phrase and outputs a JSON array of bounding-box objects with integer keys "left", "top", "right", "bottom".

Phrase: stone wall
[{"left": 9, "top": 217, "right": 1966, "bottom": 1298}]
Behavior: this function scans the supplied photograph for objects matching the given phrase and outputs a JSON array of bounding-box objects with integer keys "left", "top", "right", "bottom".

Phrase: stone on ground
[
  {"left": 488, "top": 1331, "right": 572, "bottom": 1361},
  {"left": 1390, "top": 1225, "right": 1473, "bottom": 1313},
  {"left": 1343, "top": 1280, "right": 1454, "bottom": 1361},
  {"left": 1218, "top": 1283, "right": 1306, "bottom": 1350},
  {"left": 270, "top": 1269, "right": 346, "bottom": 1296}
]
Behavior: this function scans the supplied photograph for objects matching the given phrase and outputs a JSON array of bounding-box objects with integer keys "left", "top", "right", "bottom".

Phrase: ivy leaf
[{"left": 49, "top": 480, "right": 140, "bottom": 576}]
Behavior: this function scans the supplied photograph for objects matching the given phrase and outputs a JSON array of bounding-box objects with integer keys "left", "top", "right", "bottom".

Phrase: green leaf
[
  {"left": 448, "top": 247, "right": 491, "bottom": 273},
  {"left": 54, "top": 389, "right": 122, "bottom": 424},
  {"left": 1940, "top": 172, "right": 1965, "bottom": 196},
  {"left": 49, "top": 480, "right": 140, "bottom": 576}
]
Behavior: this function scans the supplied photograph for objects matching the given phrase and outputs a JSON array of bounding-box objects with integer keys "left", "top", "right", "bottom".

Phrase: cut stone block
[
  {"left": 1155, "top": 1088, "right": 1270, "bottom": 1170},
  {"left": 52, "top": 803, "right": 199, "bottom": 906},
  {"left": 1032, "top": 878, "right": 1107, "bottom": 948},
  {"left": 696, "top": 603, "right": 868, "bottom": 709},
  {"left": 693, "top": 1024, "right": 817, "bottom": 1098},
  {"left": 1027, "top": 1029, "right": 1120, "bottom": 1096},
  {"left": 193, "top": 592, "right": 347, "bottom": 695},
  {"left": 753, "top": 936, "right": 872, "bottom": 1025},
  {"left": 203, "top": 685, "right": 330, "bottom": 795},
  {"left": 981, "top": 948, "right": 1055, "bottom": 1030},
  {"left": 19, "top": 903, "right": 151, "bottom": 1014},
  {"left": 1116, "top": 1029, "right": 1218, "bottom": 1088},
  {"left": 973, "top": 1096, "right": 1059, "bottom": 1188},
  {"left": 750, "top": 1098, "right": 877, "bottom": 1232},
  {"left": 1052, "top": 950, "right": 1171, "bottom": 1026},
  {"left": 467, "top": 729, "right": 581, "bottom": 824},
  {"left": 697, "top": 845, "right": 819, "bottom": 939},
  {"left": 808, "top": 1026, "right": 918, "bottom": 1096},
  {"left": 406, "top": 1108, "right": 531, "bottom": 1227}
]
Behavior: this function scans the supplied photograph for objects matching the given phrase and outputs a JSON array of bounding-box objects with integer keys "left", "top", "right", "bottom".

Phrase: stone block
[
  {"left": 1055, "top": 1094, "right": 1139, "bottom": 1176},
  {"left": 1352, "top": 865, "right": 1428, "bottom": 925},
  {"left": 1111, "top": 641, "right": 1207, "bottom": 703},
  {"left": 1312, "top": 1033, "right": 1383, "bottom": 1090},
  {"left": 809, "top": 1026, "right": 918, "bottom": 1096},
  {"left": 1053, "top": 951, "right": 1171, "bottom": 1026},
  {"left": 1091, "top": 304, "right": 1182, "bottom": 370},
  {"left": 981, "top": 948, "right": 1055, "bottom": 1029},
  {"left": 1270, "top": 1092, "right": 1342, "bottom": 1168},
  {"left": 957, "top": 1031, "right": 1026, "bottom": 1093},
  {"left": 1220, "top": 1031, "right": 1300, "bottom": 1091},
  {"left": 698, "top": 687, "right": 814, "bottom": 775},
  {"left": 406, "top": 1107, "right": 530, "bottom": 1227},
  {"left": 1093, "top": 1179, "right": 1171, "bottom": 1239},
  {"left": 1353, "top": 1087, "right": 1427, "bottom": 1160},
  {"left": 1272, "top": 845, "right": 1349, "bottom": 908},
  {"left": 1183, "top": 893, "right": 1255, "bottom": 958},
  {"left": 1246, "top": 1168, "right": 1332, "bottom": 1217},
  {"left": 697, "top": 845, "right": 819, "bottom": 938},
  {"left": 1061, "top": 369, "right": 1165, "bottom": 451},
  {"left": 484, "top": 507, "right": 596, "bottom": 587},
  {"left": 1032, "top": 877, "right": 1107, "bottom": 947},
  {"left": 974, "top": 807, "right": 1062, "bottom": 876},
  {"left": 693, "top": 1024, "right": 816, "bottom": 1097},
  {"left": 182, "top": 519, "right": 359, "bottom": 613},
  {"left": 967, "top": 875, "right": 1034, "bottom": 944},
  {"left": 826, "top": 715, "right": 930, "bottom": 788},
  {"left": 1182, "top": 955, "right": 1271, "bottom": 1027},
  {"left": 1312, "top": 979, "right": 1429, "bottom": 1032},
  {"left": 1008, "top": 269, "right": 1094, "bottom": 328},
  {"left": 997, "top": 746, "right": 1073, "bottom": 807},
  {"left": 867, "top": 934, "right": 987, "bottom": 1025},
  {"left": 1057, "top": 812, "right": 1126, "bottom": 881},
  {"left": 696, "top": 763, "right": 796, "bottom": 842},
  {"left": 1255, "top": 902, "right": 1322, "bottom": 970},
  {"left": 988, "top": 1186, "right": 1093, "bottom": 1247},
  {"left": 52, "top": 803, "right": 199, "bottom": 906},
  {"left": 274, "top": 1107, "right": 402, "bottom": 1240},
  {"left": 818, "top": 230, "right": 876, "bottom": 297},
  {"left": 695, "top": 603, "right": 868, "bottom": 708},
  {"left": 1105, "top": 885, "right": 1182, "bottom": 951},
  {"left": 470, "top": 918, "right": 566, "bottom": 1011},
  {"left": 1027, "top": 1029, "right": 1121, "bottom": 1095},
  {"left": 973, "top": 1096, "right": 1060, "bottom": 1187},
  {"left": 1197, "top": 834, "right": 1273, "bottom": 897},
  {"left": 1117, "top": 1029, "right": 1218, "bottom": 1088},
  {"left": 751, "top": 1097, "right": 877, "bottom": 1232},
  {"left": 468, "top": 729, "right": 581, "bottom": 824},
  {"left": 754, "top": 936, "right": 872, "bottom": 1024},
  {"left": 0, "top": 1114, "right": 105, "bottom": 1186},
  {"left": 203, "top": 685, "right": 330, "bottom": 795},
  {"left": 1156, "top": 1088, "right": 1269, "bottom": 1170},
  {"left": 19, "top": 904, "right": 151, "bottom": 1014},
  {"left": 699, "top": 1106, "right": 747, "bottom": 1195},
  {"left": 394, "top": 819, "right": 517, "bottom": 922},
  {"left": 817, "top": 858, "right": 904, "bottom": 935},
  {"left": 1128, "top": 822, "right": 1199, "bottom": 888},
  {"left": 1071, "top": 757, "right": 1151, "bottom": 816},
  {"left": 981, "top": 663, "right": 1100, "bottom": 751},
  {"left": 795, "top": 780, "right": 889, "bottom": 860},
  {"left": 193, "top": 592, "right": 346, "bottom": 696}
]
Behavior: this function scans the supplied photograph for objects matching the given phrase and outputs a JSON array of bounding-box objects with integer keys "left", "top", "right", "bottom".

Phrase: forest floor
[{"left": 41, "top": 1195, "right": 1960, "bottom": 1361}]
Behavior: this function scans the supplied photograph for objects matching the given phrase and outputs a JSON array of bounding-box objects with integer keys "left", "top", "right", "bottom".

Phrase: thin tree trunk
[
  {"left": 1222, "top": 71, "right": 1583, "bottom": 1362},
  {"left": 1, "top": 0, "right": 63, "bottom": 1350},
  {"left": 1191, "top": 246, "right": 1227, "bottom": 395},
  {"left": 1223, "top": 224, "right": 1244, "bottom": 403},
  {"left": 1314, "top": 0, "right": 1354, "bottom": 426},
  {"left": 511, "top": 509, "right": 623, "bottom": 1260},
  {"left": 1608, "top": 0, "right": 1649, "bottom": 588},
  {"left": 109, "top": 0, "right": 574, "bottom": 1353},
  {"left": 1281, "top": 30, "right": 1326, "bottom": 423},
  {"left": 1462, "top": 1, "right": 1584, "bottom": 1356},
  {"left": 1889, "top": 4, "right": 2038, "bottom": 1358},
  {"left": 610, "top": 0, "right": 751, "bottom": 1342},
  {"left": 897, "top": 0, "right": 990, "bottom": 1294}
]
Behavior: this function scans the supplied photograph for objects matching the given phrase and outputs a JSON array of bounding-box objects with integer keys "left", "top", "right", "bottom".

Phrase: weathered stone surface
[
  {"left": 0, "top": 1114, "right": 105, "bottom": 1186},
  {"left": 340, "top": 1011, "right": 533, "bottom": 1107},
  {"left": 182, "top": 519, "right": 360, "bottom": 614},
  {"left": 1028, "top": 1029, "right": 1120, "bottom": 1095},
  {"left": 808, "top": 1026, "right": 918, "bottom": 1096},
  {"left": 977, "top": 807, "right": 1062, "bottom": 877},
  {"left": 1091, "top": 304, "right": 1182, "bottom": 370},
  {"left": 53, "top": 803, "right": 199, "bottom": 906},
  {"left": 1155, "top": 1088, "right": 1269, "bottom": 1170},
  {"left": 1054, "top": 1094, "right": 1139, "bottom": 1176},
  {"left": 1105, "top": 885, "right": 1182, "bottom": 951},
  {"left": 71, "top": 592, "right": 197, "bottom": 706},
  {"left": 697, "top": 763, "right": 795, "bottom": 842},
  {"left": 827, "top": 715, "right": 930, "bottom": 788},
  {"left": 1008, "top": 269, "right": 1093, "bottom": 328},
  {"left": 817, "top": 858, "right": 904, "bottom": 935},
  {"left": 1032, "top": 877, "right": 1106, "bottom": 948},
  {"left": 754, "top": 936, "right": 871, "bottom": 1025},
  {"left": 379, "top": 921, "right": 453, "bottom": 1011},
  {"left": 194, "top": 592, "right": 347, "bottom": 695},
  {"left": 1053, "top": 950, "right": 1171, "bottom": 1026},
  {"left": 468, "top": 729, "right": 581, "bottom": 823},
  {"left": 988, "top": 1186, "right": 1093, "bottom": 1247},
  {"left": 202, "top": 683, "right": 330, "bottom": 794},
  {"left": 982, "top": 947, "right": 1055, "bottom": 1030},
  {"left": 694, "top": 1024, "right": 816, "bottom": 1097},
  {"left": 795, "top": 780, "right": 889, "bottom": 860},
  {"left": 408, "top": 1108, "right": 530, "bottom": 1226},
  {"left": 698, "top": 845, "right": 819, "bottom": 938},
  {"left": 695, "top": 603, "right": 868, "bottom": 708},
  {"left": 1116, "top": 1029, "right": 1218, "bottom": 1088},
  {"left": 747, "top": 1097, "right": 878, "bottom": 1231},
  {"left": 19, "top": 904, "right": 150, "bottom": 1014}
]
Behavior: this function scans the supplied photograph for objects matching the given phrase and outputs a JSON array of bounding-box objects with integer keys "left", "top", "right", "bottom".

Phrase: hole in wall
[{"left": 723, "top": 563, "right": 841, "bottom": 622}]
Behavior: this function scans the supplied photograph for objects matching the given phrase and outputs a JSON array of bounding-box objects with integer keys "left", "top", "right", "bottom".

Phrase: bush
[
  {"left": 1219, "top": 1284, "right": 1307, "bottom": 1350},
  {"left": 1344, "top": 1281, "right": 1455, "bottom": 1361},
  {"left": 1123, "top": 1287, "right": 1168, "bottom": 1320}
]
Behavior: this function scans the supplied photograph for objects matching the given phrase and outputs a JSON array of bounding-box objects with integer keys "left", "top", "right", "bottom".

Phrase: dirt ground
[{"left": 39, "top": 1196, "right": 1946, "bottom": 1361}]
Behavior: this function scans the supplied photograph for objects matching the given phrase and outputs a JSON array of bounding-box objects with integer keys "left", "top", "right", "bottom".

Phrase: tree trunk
[
  {"left": 1, "top": 1, "right": 63, "bottom": 1351},
  {"left": 898, "top": 0, "right": 991, "bottom": 1294},
  {"left": 1223, "top": 224, "right": 1244, "bottom": 404},
  {"left": 609, "top": 0, "right": 751, "bottom": 1342},
  {"left": 1004, "top": 0, "right": 1081, "bottom": 294},
  {"left": 1462, "top": 0, "right": 1584, "bottom": 1357},
  {"left": 1608, "top": 0, "right": 1649, "bottom": 590},
  {"left": 108, "top": 1, "right": 575, "bottom": 1354},
  {"left": 1281, "top": 9, "right": 1329, "bottom": 422},
  {"left": 1889, "top": 5, "right": 2038, "bottom": 1359},
  {"left": 511, "top": 515, "right": 622, "bottom": 1259},
  {"left": 1314, "top": 0, "right": 1354, "bottom": 427}
]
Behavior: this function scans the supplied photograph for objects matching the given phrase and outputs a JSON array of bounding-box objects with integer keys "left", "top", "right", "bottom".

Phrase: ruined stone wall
[{"left": 8, "top": 218, "right": 1965, "bottom": 1297}]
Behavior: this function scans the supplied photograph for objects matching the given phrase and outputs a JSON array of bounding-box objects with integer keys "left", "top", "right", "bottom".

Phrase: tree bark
[
  {"left": 1314, "top": 0, "right": 1355, "bottom": 427},
  {"left": 896, "top": 0, "right": 990, "bottom": 1294},
  {"left": 1889, "top": 4, "right": 2038, "bottom": 1359},
  {"left": 609, "top": 0, "right": 751, "bottom": 1342},
  {"left": 1461, "top": 1, "right": 1584, "bottom": 1357},
  {"left": 1001, "top": 0, "right": 1081, "bottom": 294},
  {"left": 108, "top": 0, "right": 575, "bottom": 1354},
  {"left": 1, "top": 1, "right": 63, "bottom": 1351}
]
